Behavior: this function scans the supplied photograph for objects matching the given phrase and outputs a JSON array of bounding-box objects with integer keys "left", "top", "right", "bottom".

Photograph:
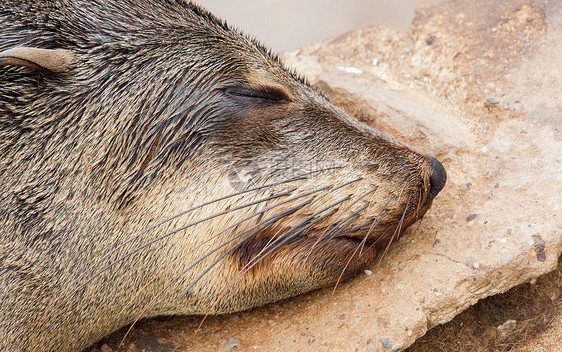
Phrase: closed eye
[{"left": 224, "top": 85, "right": 291, "bottom": 104}]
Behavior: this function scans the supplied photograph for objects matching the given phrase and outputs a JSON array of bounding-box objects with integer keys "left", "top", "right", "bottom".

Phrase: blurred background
[{"left": 198, "top": 0, "right": 439, "bottom": 52}]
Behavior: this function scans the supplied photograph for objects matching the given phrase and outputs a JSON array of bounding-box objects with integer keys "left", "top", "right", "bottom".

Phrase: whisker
[
  {"left": 394, "top": 193, "right": 412, "bottom": 242},
  {"left": 377, "top": 193, "right": 412, "bottom": 264},
  {"left": 231, "top": 208, "right": 340, "bottom": 290},
  {"left": 359, "top": 210, "right": 389, "bottom": 256},
  {"left": 304, "top": 202, "right": 369, "bottom": 262},
  {"left": 332, "top": 231, "right": 369, "bottom": 294},
  {"left": 303, "top": 185, "right": 378, "bottom": 260},
  {"left": 254, "top": 209, "right": 341, "bottom": 262},
  {"left": 336, "top": 193, "right": 396, "bottom": 253},
  {"left": 51, "top": 190, "right": 292, "bottom": 313},
  {"left": 184, "top": 193, "right": 358, "bottom": 333},
  {"left": 307, "top": 212, "right": 363, "bottom": 259},
  {"left": 416, "top": 188, "right": 423, "bottom": 220},
  {"left": 247, "top": 183, "right": 361, "bottom": 272},
  {"left": 257, "top": 177, "right": 364, "bottom": 247},
  {"left": 42, "top": 168, "right": 341, "bottom": 323},
  {"left": 179, "top": 201, "right": 312, "bottom": 298},
  {"left": 195, "top": 208, "right": 342, "bottom": 331},
  {"left": 119, "top": 186, "right": 333, "bottom": 313},
  {"left": 368, "top": 225, "right": 391, "bottom": 250},
  {"left": 340, "top": 193, "right": 395, "bottom": 236},
  {"left": 336, "top": 186, "right": 378, "bottom": 219},
  {"left": 118, "top": 200, "right": 311, "bottom": 347},
  {"left": 118, "top": 186, "right": 332, "bottom": 314},
  {"left": 331, "top": 197, "right": 397, "bottom": 291},
  {"left": 229, "top": 198, "right": 349, "bottom": 279},
  {"left": 340, "top": 193, "right": 395, "bottom": 258}
]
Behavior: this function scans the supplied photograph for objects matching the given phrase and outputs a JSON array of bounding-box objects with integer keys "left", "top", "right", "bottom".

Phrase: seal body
[{"left": 0, "top": 1, "right": 446, "bottom": 351}]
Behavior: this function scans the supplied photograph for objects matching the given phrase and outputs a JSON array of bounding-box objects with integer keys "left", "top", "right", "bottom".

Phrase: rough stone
[{"left": 96, "top": 0, "right": 561, "bottom": 350}]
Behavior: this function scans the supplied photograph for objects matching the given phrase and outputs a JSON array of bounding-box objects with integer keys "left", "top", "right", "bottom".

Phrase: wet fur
[{"left": 0, "top": 1, "right": 441, "bottom": 351}]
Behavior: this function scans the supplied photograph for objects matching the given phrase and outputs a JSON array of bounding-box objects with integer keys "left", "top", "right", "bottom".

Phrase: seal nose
[{"left": 424, "top": 156, "right": 447, "bottom": 206}]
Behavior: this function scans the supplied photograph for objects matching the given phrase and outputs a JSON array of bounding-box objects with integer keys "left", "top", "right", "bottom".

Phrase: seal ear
[{"left": 0, "top": 47, "right": 74, "bottom": 73}]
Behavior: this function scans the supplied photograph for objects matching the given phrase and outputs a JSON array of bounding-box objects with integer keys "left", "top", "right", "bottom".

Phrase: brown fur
[{"left": 0, "top": 1, "right": 445, "bottom": 351}]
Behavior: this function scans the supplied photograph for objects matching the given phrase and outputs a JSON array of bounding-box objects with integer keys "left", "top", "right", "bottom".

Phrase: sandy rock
[{"left": 95, "top": 0, "right": 561, "bottom": 350}]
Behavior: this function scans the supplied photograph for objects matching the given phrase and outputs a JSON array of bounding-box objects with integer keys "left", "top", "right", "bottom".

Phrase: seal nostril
[{"left": 425, "top": 156, "right": 447, "bottom": 206}]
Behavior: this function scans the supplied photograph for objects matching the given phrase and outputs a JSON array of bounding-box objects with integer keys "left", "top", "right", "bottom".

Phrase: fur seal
[{"left": 0, "top": 0, "right": 446, "bottom": 351}]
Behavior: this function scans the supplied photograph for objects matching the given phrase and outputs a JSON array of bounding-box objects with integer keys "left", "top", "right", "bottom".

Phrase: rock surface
[{"left": 95, "top": 0, "right": 561, "bottom": 350}]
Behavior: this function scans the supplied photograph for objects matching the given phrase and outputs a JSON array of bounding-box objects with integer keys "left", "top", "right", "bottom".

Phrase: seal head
[{"left": 0, "top": 1, "right": 446, "bottom": 351}]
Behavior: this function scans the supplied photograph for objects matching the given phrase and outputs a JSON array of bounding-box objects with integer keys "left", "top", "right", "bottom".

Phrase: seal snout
[{"left": 424, "top": 156, "right": 447, "bottom": 206}]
